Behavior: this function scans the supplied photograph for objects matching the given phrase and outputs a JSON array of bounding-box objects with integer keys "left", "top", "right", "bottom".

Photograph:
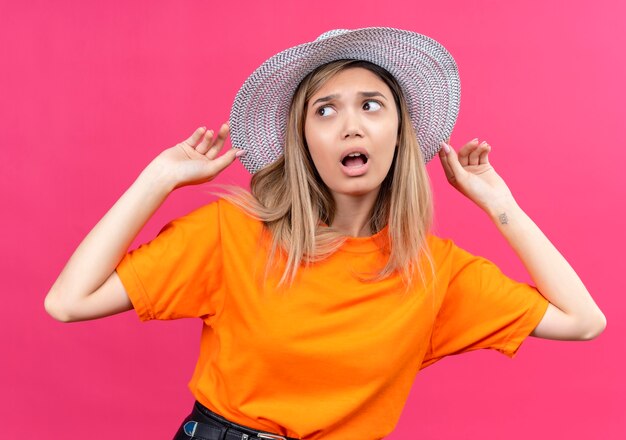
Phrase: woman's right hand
[{"left": 152, "top": 123, "right": 244, "bottom": 190}]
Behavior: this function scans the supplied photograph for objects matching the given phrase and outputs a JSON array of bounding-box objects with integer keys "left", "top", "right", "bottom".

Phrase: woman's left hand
[{"left": 438, "top": 138, "right": 515, "bottom": 213}]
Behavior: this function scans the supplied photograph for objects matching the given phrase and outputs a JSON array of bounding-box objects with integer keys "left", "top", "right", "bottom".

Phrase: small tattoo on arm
[{"left": 498, "top": 213, "right": 509, "bottom": 225}]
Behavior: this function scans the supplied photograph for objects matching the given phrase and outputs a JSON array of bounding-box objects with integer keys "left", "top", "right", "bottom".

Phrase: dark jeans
[{"left": 172, "top": 401, "right": 295, "bottom": 439}]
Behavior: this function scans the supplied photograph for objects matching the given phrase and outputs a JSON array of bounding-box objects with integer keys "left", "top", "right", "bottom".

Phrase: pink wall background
[{"left": 2, "top": 0, "right": 624, "bottom": 438}]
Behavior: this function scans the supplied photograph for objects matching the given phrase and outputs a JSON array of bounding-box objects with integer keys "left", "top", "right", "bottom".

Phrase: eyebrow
[{"left": 311, "top": 91, "right": 388, "bottom": 107}]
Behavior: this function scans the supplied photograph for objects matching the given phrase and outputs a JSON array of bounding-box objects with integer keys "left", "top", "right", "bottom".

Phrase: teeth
[{"left": 348, "top": 153, "right": 362, "bottom": 157}]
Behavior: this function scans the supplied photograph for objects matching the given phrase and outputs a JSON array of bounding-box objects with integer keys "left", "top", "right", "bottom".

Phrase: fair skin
[
  {"left": 438, "top": 140, "right": 606, "bottom": 339},
  {"left": 45, "top": 67, "right": 605, "bottom": 341},
  {"left": 44, "top": 124, "right": 240, "bottom": 322},
  {"left": 304, "top": 67, "right": 606, "bottom": 339},
  {"left": 304, "top": 68, "right": 398, "bottom": 237}
]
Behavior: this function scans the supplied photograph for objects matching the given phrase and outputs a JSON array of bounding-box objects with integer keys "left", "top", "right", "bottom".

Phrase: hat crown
[
  {"left": 230, "top": 27, "right": 461, "bottom": 173},
  {"left": 315, "top": 29, "right": 350, "bottom": 41}
]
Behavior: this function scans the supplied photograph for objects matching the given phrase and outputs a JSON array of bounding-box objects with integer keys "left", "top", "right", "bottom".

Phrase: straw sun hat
[{"left": 229, "top": 27, "right": 461, "bottom": 174}]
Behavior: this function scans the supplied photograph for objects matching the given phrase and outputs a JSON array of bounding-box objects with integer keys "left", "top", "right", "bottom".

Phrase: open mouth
[{"left": 341, "top": 152, "right": 369, "bottom": 168}]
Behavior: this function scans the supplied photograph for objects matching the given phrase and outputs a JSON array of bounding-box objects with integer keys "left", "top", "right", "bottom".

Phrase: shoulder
[
  {"left": 215, "top": 197, "right": 262, "bottom": 226},
  {"left": 181, "top": 198, "right": 257, "bottom": 222},
  {"left": 210, "top": 198, "right": 265, "bottom": 245},
  {"left": 426, "top": 233, "right": 457, "bottom": 259},
  {"left": 161, "top": 198, "right": 261, "bottom": 237},
  {"left": 426, "top": 234, "right": 483, "bottom": 273}
]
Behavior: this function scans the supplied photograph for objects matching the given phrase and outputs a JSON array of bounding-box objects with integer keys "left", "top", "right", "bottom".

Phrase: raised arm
[
  {"left": 438, "top": 138, "right": 606, "bottom": 341},
  {"left": 45, "top": 124, "right": 241, "bottom": 322}
]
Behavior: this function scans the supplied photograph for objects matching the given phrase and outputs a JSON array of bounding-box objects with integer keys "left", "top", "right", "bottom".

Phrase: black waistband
[{"left": 184, "top": 401, "right": 299, "bottom": 440}]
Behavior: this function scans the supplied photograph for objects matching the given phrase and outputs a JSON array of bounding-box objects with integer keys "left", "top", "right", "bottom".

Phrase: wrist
[
  {"left": 140, "top": 160, "right": 178, "bottom": 196},
  {"left": 484, "top": 196, "right": 521, "bottom": 223}
]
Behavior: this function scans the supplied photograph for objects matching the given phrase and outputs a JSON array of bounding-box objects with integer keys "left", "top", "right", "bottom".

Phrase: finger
[
  {"left": 469, "top": 141, "right": 487, "bottom": 165},
  {"left": 457, "top": 139, "right": 480, "bottom": 167},
  {"left": 206, "top": 123, "right": 230, "bottom": 160},
  {"left": 440, "top": 141, "right": 466, "bottom": 178},
  {"left": 478, "top": 142, "right": 491, "bottom": 165},
  {"left": 195, "top": 129, "right": 215, "bottom": 154},
  {"left": 438, "top": 147, "right": 456, "bottom": 182},
  {"left": 205, "top": 147, "right": 243, "bottom": 176},
  {"left": 183, "top": 127, "right": 207, "bottom": 147}
]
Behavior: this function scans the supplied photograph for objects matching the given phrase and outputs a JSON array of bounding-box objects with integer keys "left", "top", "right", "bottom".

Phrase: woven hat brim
[{"left": 230, "top": 27, "right": 461, "bottom": 174}]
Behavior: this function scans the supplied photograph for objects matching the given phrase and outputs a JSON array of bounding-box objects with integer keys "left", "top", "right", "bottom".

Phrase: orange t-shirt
[{"left": 115, "top": 199, "right": 548, "bottom": 439}]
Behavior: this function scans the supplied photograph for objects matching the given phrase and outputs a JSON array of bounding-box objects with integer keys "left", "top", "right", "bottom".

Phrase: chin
[
  {"left": 331, "top": 182, "right": 383, "bottom": 198},
  {"left": 342, "top": 190, "right": 372, "bottom": 197}
]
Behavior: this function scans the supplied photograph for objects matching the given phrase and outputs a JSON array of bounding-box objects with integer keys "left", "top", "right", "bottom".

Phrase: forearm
[
  {"left": 486, "top": 198, "right": 605, "bottom": 328},
  {"left": 47, "top": 161, "right": 176, "bottom": 308}
]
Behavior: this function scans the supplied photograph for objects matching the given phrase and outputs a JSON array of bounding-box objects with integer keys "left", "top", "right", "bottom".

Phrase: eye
[
  {"left": 316, "top": 105, "right": 336, "bottom": 117},
  {"left": 363, "top": 100, "right": 382, "bottom": 111}
]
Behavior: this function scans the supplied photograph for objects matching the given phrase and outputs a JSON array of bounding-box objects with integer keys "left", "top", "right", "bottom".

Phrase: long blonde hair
[{"left": 221, "top": 59, "right": 434, "bottom": 288}]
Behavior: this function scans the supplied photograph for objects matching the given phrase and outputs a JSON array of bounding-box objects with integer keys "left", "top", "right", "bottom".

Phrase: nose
[{"left": 341, "top": 109, "right": 364, "bottom": 139}]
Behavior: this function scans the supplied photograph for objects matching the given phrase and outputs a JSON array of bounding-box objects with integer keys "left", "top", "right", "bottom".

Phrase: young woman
[{"left": 44, "top": 28, "right": 606, "bottom": 440}]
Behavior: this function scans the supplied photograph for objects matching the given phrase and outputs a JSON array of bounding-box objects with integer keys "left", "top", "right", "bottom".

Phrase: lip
[
  {"left": 341, "top": 161, "right": 369, "bottom": 177},
  {"left": 339, "top": 147, "right": 370, "bottom": 162},
  {"left": 339, "top": 147, "right": 370, "bottom": 177}
]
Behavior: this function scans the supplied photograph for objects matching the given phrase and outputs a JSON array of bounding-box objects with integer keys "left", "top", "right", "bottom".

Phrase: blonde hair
[{"left": 221, "top": 59, "right": 434, "bottom": 288}]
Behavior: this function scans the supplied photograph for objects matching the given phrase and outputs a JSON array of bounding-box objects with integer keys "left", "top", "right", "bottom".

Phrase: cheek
[
  {"left": 376, "top": 124, "right": 399, "bottom": 171},
  {"left": 305, "top": 122, "right": 333, "bottom": 163},
  {"left": 379, "top": 122, "right": 398, "bottom": 151},
  {"left": 303, "top": 118, "right": 319, "bottom": 154}
]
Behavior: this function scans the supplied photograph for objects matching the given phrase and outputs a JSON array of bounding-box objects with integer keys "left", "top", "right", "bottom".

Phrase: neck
[{"left": 330, "top": 191, "right": 379, "bottom": 237}]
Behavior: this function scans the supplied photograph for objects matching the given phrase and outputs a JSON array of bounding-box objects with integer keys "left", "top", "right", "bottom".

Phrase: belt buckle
[{"left": 257, "top": 434, "right": 287, "bottom": 440}]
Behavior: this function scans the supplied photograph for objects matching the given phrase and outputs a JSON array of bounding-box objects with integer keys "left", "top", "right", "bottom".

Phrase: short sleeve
[
  {"left": 421, "top": 239, "right": 549, "bottom": 369},
  {"left": 115, "top": 201, "right": 224, "bottom": 322}
]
